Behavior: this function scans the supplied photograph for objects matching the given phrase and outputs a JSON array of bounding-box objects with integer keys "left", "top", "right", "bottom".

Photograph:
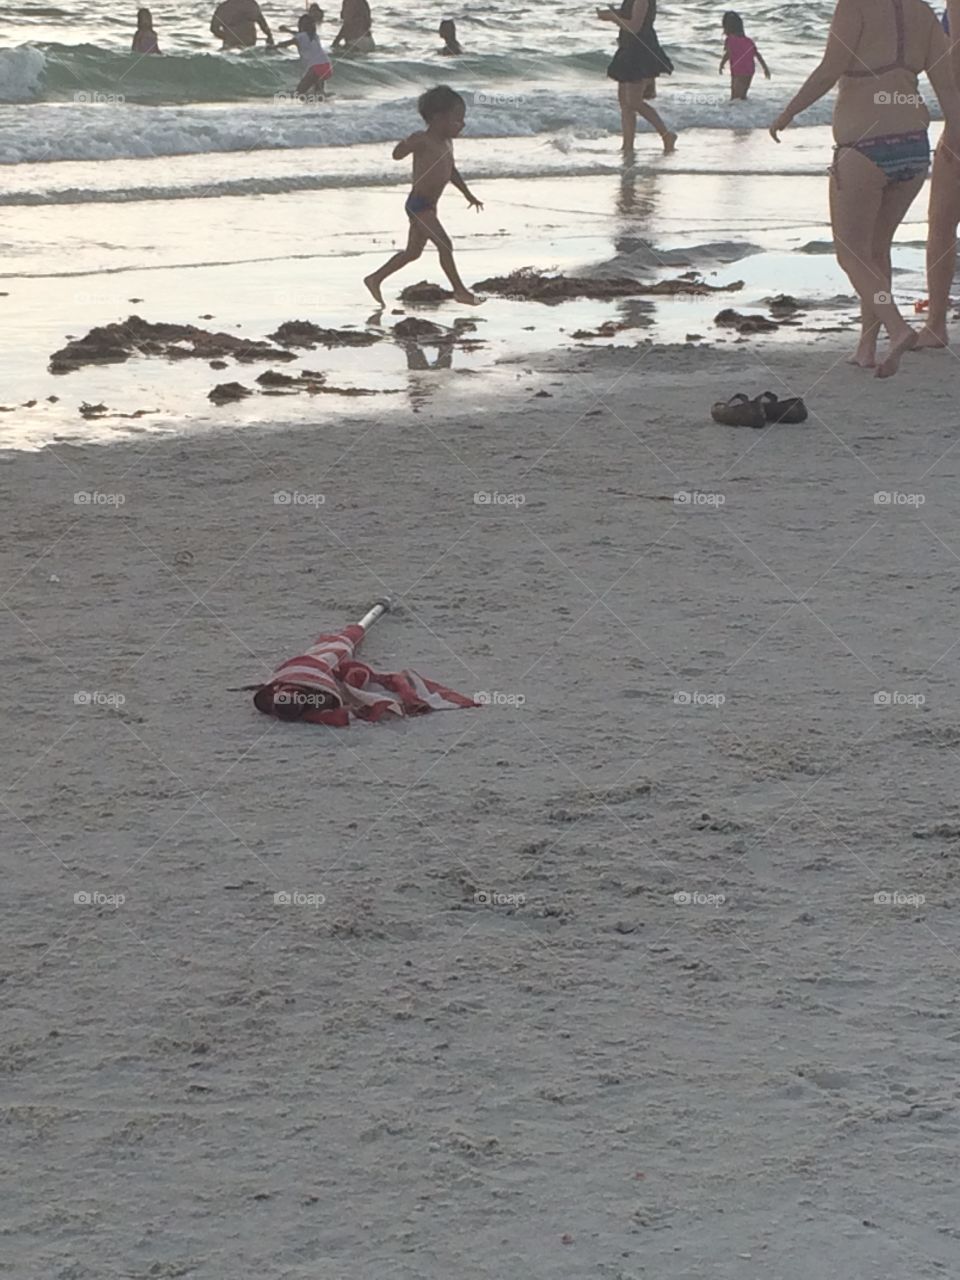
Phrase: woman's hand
[
  {"left": 769, "top": 110, "right": 792, "bottom": 142},
  {"left": 764, "top": 68, "right": 771, "bottom": 79}
]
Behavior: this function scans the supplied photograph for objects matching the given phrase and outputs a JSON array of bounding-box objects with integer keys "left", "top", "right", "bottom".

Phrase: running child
[
  {"left": 132, "top": 7, "right": 160, "bottom": 53},
  {"left": 364, "top": 85, "right": 483, "bottom": 306},
  {"left": 719, "top": 11, "right": 769, "bottom": 100},
  {"left": 276, "top": 13, "right": 333, "bottom": 97}
]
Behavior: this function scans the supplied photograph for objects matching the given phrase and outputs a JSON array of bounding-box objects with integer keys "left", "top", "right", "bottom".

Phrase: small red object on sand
[
  {"left": 560, "top": 1234, "right": 575, "bottom": 1245},
  {"left": 914, "top": 299, "right": 930, "bottom": 313}
]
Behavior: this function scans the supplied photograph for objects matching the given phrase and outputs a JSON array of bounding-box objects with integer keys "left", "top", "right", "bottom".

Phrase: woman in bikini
[
  {"left": 770, "top": 0, "right": 960, "bottom": 377},
  {"left": 921, "top": 0, "right": 960, "bottom": 347}
]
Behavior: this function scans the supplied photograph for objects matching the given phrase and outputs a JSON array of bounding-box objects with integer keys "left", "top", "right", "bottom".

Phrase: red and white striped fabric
[{"left": 253, "top": 623, "right": 477, "bottom": 727}]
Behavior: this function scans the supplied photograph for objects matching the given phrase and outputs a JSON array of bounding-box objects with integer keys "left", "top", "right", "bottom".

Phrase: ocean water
[{"left": 1, "top": 0, "right": 855, "bottom": 179}]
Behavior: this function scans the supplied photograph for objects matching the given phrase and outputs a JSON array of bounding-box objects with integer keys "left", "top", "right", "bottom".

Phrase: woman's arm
[
  {"left": 755, "top": 48, "right": 771, "bottom": 78},
  {"left": 770, "top": 0, "right": 861, "bottom": 138},
  {"left": 597, "top": 0, "right": 646, "bottom": 34},
  {"left": 925, "top": 16, "right": 960, "bottom": 136}
]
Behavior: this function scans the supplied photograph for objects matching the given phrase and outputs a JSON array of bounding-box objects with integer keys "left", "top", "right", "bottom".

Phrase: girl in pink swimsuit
[{"left": 719, "top": 11, "right": 770, "bottom": 101}]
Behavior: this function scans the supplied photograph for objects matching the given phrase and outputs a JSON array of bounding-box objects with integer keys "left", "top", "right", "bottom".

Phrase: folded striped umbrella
[{"left": 246, "top": 600, "right": 477, "bottom": 727}]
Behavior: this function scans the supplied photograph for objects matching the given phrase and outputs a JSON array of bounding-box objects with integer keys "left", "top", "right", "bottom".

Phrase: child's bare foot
[
  {"left": 916, "top": 324, "right": 949, "bottom": 349},
  {"left": 452, "top": 290, "right": 481, "bottom": 306},
  {"left": 662, "top": 131, "right": 677, "bottom": 154},
  {"left": 364, "top": 275, "right": 384, "bottom": 305},
  {"left": 876, "top": 326, "right": 918, "bottom": 379}
]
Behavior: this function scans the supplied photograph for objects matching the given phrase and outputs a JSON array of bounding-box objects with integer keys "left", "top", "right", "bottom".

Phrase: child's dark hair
[
  {"left": 418, "top": 84, "right": 464, "bottom": 121},
  {"left": 137, "top": 7, "right": 153, "bottom": 26},
  {"left": 298, "top": 12, "right": 317, "bottom": 35},
  {"left": 439, "top": 19, "right": 456, "bottom": 38},
  {"left": 308, "top": 3, "right": 324, "bottom": 21},
  {"left": 722, "top": 10, "right": 744, "bottom": 35}
]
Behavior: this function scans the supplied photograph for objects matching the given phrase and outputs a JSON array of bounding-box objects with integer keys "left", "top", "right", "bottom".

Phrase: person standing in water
[
  {"left": 276, "top": 12, "right": 333, "bottom": 96},
  {"left": 921, "top": 0, "right": 960, "bottom": 347},
  {"left": 598, "top": 0, "right": 677, "bottom": 156},
  {"left": 210, "top": 0, "right": 274, "bottom": 49},
  {"left": 439, "top": 19, "right": 462, "bottom": 56},
  {"left": 771, "top": 0, "right": 960, "bottom": 377},
  {"left": 719, "top": 11, "right": 770, "bottom": 100},
  {"left": 131, "top": 7, "right": 160, "bottom": 52},
  {"left": 333, "top": 0, "right": 374, "bottom": 53}
]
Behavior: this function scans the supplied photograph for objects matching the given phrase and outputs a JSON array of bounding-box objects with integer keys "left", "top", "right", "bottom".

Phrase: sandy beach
[{"left": 5, "top": 321, "right": 960, "bottom": 1276}]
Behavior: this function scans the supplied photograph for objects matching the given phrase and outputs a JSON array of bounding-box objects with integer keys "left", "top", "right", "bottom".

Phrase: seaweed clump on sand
[
  {"left": 714, "top": 308, "right": 780, "bottom": 334},
  {"left": 268, "top": 321, "right": 383, "bottom": 349},
  {"left": 49, "top": 316, "right": 297, "bottom": 374},
  {"left": 398, "top": 281, "right": 454, "bottom": 303},
  {"left": 472, "top": 268, "right": 743, "bottom": 303}
]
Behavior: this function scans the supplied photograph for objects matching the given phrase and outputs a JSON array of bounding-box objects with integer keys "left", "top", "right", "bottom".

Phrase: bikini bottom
[{"left": 833, "top": 129, "right": 930, "bottom": 184}]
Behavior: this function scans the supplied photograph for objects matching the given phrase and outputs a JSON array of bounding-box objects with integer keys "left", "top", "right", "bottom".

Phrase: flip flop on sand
[
  {"left": 758, "top": 391, "right": 808, "bottom": 423},
  {"left": 710, "top": 393, "right": 767, "bottom": 428}
]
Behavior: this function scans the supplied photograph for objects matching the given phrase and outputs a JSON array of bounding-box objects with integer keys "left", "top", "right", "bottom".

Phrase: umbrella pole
[{"left": 356, "top": 597, "right": 392, "bottom": 634}]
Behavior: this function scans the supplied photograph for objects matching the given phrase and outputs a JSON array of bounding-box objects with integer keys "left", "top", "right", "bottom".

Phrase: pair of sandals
[{"left": 711, "top": 392, "right": 808, "bottom": 428}]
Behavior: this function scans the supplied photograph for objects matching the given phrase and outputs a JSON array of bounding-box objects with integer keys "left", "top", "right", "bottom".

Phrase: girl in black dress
[{"left": 598, "top": 0, "right": 677, "bottom": 154}]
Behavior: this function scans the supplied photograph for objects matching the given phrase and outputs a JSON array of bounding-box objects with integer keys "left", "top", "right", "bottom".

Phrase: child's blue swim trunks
[{"left": 405, "top": 193, "right": 434, "bottom": 217}]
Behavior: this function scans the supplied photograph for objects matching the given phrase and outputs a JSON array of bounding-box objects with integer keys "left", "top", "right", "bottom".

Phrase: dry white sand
[{"left": 4, "top": 334, "right": 960, "bottom": 1279}]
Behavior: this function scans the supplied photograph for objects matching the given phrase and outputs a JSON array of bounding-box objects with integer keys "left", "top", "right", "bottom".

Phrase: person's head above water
[
  {"left": 308, "top": 3, "right": 324, "bottom": 21},
  {"left": 722, "top": 10, "right": 745, "bottom": 36},
  {"left": 438, "top": 19, "right": 462, "bottom": 53},
  {"left": 417, "top": 84, "right": 466, "bottom": 133},
  {"left": 298, "top": 11, "right": 317, "bottom": 35},
  {"left": 137, "top": 6, "right": 154, "bottom": 27}
]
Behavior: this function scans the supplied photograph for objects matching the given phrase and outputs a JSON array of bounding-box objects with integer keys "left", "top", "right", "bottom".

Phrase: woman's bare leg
[
  {"left": 627, "top": 83, "right": 676, "bottom": 153},
  {"left": 618, "top": 82, "right": 636, "bottom": 155},
  {"left": 829, "top": 149, "right": 921, "bottom": 378},
  {"left": 920, "top": 145, "right": 960, "bottom": 347},
  {"left": 847, "top": 171, "right": 926, "bottom": 367}
]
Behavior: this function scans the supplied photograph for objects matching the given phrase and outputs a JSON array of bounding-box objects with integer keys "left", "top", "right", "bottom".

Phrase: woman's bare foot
[
  {"left": 662, "top": 131, "right": 677, "bottom": 154},
  {"left": 916, "top": 323, "right": 949, "bottom": 348},
  {"left": 847, "top": 331, "right": 879, "bottom": 368},
  {"left": 876, "top": 326, "right": 918, "bottom": 378},
  {"left": 452, "top": 290, "right": 481, "bottom": 306},
  {"left": 364, "top": 275, "right": 384, "bottom": 305}
]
